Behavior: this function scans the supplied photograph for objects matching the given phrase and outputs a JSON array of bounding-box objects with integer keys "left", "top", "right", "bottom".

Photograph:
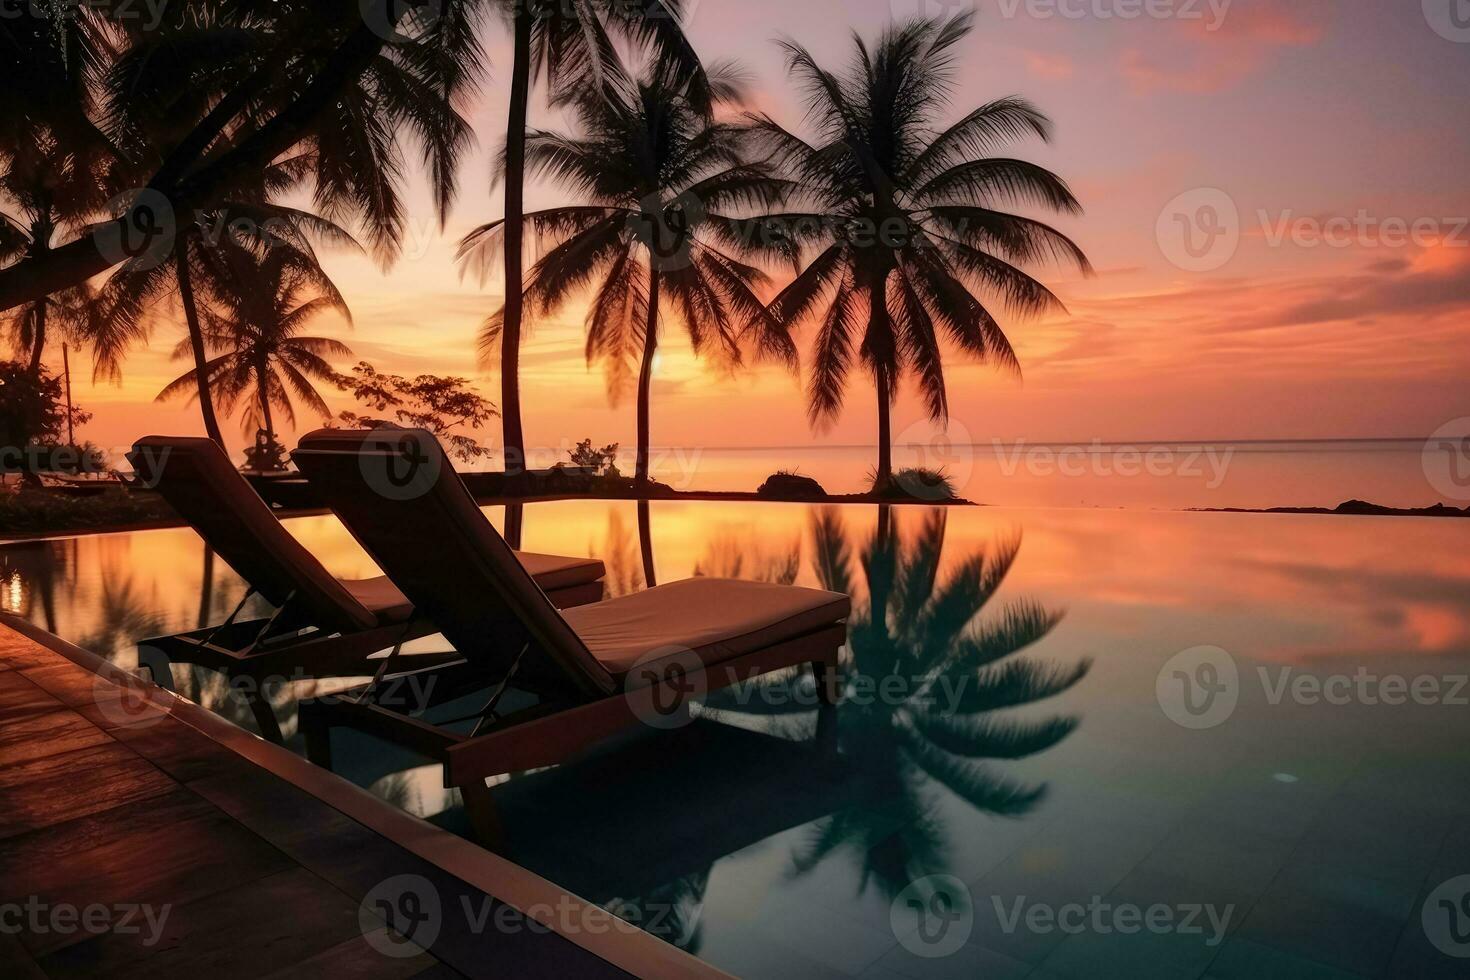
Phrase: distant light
[{"left": 1272, "top": 773, "right": 1299, "bottom": 783}]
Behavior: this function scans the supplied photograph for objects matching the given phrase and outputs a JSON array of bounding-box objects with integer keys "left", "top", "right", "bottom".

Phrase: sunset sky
[{"left": 70, "top": 0, "right": 1470, "bottom": 457}]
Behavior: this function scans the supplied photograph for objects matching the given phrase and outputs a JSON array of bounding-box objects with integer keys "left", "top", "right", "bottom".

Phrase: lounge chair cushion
[
  {"left": 561, "top": 577, "right": 850, "bottom": 682},
  {"left": 344, "top": 552, "right": 607, "bottom": 624},
  {"left": 517, "top": 552, "right": 608, "bottom": 593}
]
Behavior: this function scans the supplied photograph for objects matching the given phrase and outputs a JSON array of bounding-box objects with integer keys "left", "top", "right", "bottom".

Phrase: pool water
[{"left": 4, "top": 500, "right": 1470, "bottom": 978}]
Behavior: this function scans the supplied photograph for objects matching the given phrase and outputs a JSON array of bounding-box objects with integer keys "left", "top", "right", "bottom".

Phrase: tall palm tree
[
  {"left": 92, "top": 186, "right": 360, "bottom": 445},
  {"left": 89, "top": 4, "right": 467, "bottom": 444},
  {"left": 0, "top": 4, "right": 119, "bottom": 376},
  {"left": 0, "top": 0, "right": 486, "bottom": 312},
  {"left": 0, "top": 138, "right": 113, "bottom": 375},
  {"left": 459, "top": 62, "right": 794, "bottom": 486},
  {"left": 482, "top": 0, "right": 707, "bottom": 476},
  {"left": 749, "top": 15, "right": 1092, "bottom": 489},
  {"left": 157, "top": 243, "right": 352, "bottom": 455}
]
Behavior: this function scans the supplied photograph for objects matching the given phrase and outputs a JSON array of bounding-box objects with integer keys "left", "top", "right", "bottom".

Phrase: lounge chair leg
[
  {"left": 136, "top": 645, "right": 175, "bottom": 691},
  {"left": 302, "top": 713, "right": 333, "bottom": 769},
  {"left": 460, "top": 780, "right": 505, "bottom": 850},
  {"left": 810, "top": 659, "right": 840, "bottom": 706}
]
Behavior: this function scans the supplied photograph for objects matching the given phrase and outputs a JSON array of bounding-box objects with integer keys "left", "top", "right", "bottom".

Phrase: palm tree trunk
[
  {"left": 175, "top": 244, "right": 226, "bottom": 446},
  {"left": 27, "top": 297, "right": 46, "bottom": 375},
  {"left": 499, "top": 8, "right": 532, "bottom": 477},
  {"left": 635, "top": 268, "right": 661, "bottom": 488},
  {"left": 27, "top": 214, "right": 51, "bottom": 375},
  {"left": 637, "top": 498, "right": 657, "bottom": 588},
  {"left": 197, "top": 543, "right": 215, "bottom": 629},
  {"left": 870, "top": 271, "right": 893, "bottom": 490},
  {"left": 61, "top": 341, "right": 74, "bottom": 448},
  {"left": 256, "top": 354, "right": 275, "bottom": 446}
]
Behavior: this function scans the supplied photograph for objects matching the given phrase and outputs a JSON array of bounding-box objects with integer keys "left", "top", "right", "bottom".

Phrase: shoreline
[
  {"left": 3, "top": 490, "right": 1466, "bottom": 543},
  {"left": 1190, "top": 499, "right": 1470, "bottom": 519}
]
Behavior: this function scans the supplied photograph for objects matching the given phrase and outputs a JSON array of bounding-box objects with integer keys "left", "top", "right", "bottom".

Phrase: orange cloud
[{"left": 1024, "top": 50, "right": 1075, "bottom": 80}]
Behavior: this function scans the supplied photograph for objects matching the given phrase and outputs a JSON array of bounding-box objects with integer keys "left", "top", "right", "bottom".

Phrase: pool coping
[{"left": 2, "top": 612, "right": 730, "bottom": 980}]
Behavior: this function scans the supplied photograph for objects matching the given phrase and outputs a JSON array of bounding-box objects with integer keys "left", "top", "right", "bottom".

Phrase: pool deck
[{"left": 0, "top": 619, "right": 717, "bottom": 979}]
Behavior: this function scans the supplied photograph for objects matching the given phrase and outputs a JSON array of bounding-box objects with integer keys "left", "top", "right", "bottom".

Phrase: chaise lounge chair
[
  {"left": 128, "top": 435, "right": 606, "bottom": 741},
  {"left": 288, "top": 428, "right": 850, "bottom": 841}
]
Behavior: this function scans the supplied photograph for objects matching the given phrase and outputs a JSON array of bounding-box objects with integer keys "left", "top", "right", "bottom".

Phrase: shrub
[
  {"left": 757, "top": 470, "right": 827, "bottom": 498},
  {"left": 871, "top": 467, "right": 958, "bottom": 501}
]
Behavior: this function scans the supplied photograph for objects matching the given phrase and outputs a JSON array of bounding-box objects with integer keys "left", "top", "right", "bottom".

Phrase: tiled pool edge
[{"left": 1, "top": 614, "right": 729, "bottom": 980}]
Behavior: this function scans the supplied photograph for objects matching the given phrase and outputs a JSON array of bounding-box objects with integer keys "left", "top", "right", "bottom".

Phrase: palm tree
[
  {"left": 157, "top": 243, "right": 352, "bottom": 458},
  {"left": 479, "top": 0, "right": 708, "bottom": 476},
  {"left": 459, "top": 62, "right": 794, "bottom": 486},
  {"left": 0, "top": 140, "right": 112, "bottom": 375},
  {"left": 0, "top": 0, "right": 485, "bottom": 312},
  {"left": 92, "top": 188, "right": 360, "bottom": 445},
  {"left": 749, "top": 14, "right": 1093, "bottom": 489},
  {"left": 89, "top": 4, "right": 464, "bottom": 444},
  {"left": 0, "top": 5, "right": 119, "bottom": 376}
]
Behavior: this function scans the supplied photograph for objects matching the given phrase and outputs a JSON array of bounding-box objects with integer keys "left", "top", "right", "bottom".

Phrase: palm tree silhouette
[
  {"left": 156, "top": 243, "right": 352, "bottom": 455},
  {"left": 705, "top": 506, "right": 1090, "bottom": 897},
  {"left": 0, "top": 3, "right": 488, "bottom": 312},
  {"left": 92, "top": 186, "right": 360, "bottom": 445},
  {"left": 0, "top": 7, "right": 118, "bottom": 376},
  {"left": 748, "top": 14, "right": 1092, "bottom": 489},
  {"left": 89, "top": 6, "right": 447, "bottom": 444},
  {"left": 460, "top": 61, "right": 793, "bottom": 486},
  {"left": 479, "top": 0, "right": 707, "bottom": 477},
  {"left": 0, "top": 143, "right": 111, "bottom": 376}
]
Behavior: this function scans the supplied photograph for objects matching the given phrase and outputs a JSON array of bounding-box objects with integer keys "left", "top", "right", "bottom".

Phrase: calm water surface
[
  {"left": 3, "top": 500, "right": 1470, "bottom": 978},
  {"left": 478, "top": 438, "right": 1453, "bottom": 510}
]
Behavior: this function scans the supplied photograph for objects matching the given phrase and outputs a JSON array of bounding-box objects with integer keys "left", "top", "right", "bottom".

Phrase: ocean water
[{"left": 479, "top": 437, "right": 1461, "bottom": 510}]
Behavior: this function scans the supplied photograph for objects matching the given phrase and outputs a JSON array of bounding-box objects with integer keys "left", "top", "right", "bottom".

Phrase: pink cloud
[
  {"left": 1024, "top": 50, "right": 1075, "bottom": 80},
  {"left": 1122, "top": 0, "right": 1328, "bottom": 94}
]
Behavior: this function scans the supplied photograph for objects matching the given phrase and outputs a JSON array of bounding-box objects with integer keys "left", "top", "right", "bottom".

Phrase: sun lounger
[
  {"left": 288, "top": 428, "right": 849, "bottom": 841},
  {"left": 127, "top": 436, "right": 606, "bottom": 740}
]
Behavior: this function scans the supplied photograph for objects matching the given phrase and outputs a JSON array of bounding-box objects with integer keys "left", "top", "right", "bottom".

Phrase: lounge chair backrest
[
  {"left": 290, "top": 429, "right": 616, "bottom": 697},
  {"left": 128, "top": 436, "right": 377, "bottom": 633}
]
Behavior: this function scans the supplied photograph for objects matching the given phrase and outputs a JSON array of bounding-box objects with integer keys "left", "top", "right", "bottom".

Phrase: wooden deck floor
[{"left": 0, "top": 624, "right": 631, "bottom": 979}]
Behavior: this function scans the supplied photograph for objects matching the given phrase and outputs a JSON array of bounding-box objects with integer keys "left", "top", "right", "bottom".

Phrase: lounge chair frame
[
  {"left": 300, "top": 624, "right": 845, "bottom": 843},
  {"left": 289, "top": 428, "right": 848, "bottom": 842}
]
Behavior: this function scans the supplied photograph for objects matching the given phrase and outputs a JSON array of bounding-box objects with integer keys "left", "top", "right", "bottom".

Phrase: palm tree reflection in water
[
  {"left": 703, "top": 506, "right": 1091, "bottom": 905},
  {"left": 558, "top": 505, "right": 1091, "bottom": 952}
]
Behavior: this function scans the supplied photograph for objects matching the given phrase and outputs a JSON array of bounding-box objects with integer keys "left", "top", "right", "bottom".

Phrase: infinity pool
[{"left": 4, "top": 501, "right": 1470, "bottom": 978}]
